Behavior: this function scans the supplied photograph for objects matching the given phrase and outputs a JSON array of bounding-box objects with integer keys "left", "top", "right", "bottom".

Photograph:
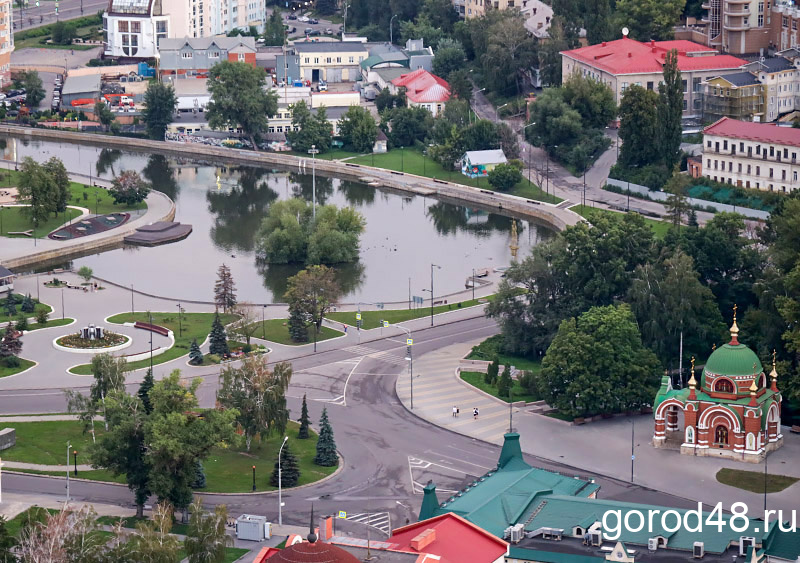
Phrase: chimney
[
  {"left": 602, "top": 41, "right": 607, "bottom": 46},
  {"left": 419, "top": 481, "right": 440, "bottom": 521},
  {"left": 651, "top": 40, "right": 655, "bottom": 47},
  {"left": 411, "top": 529, "right": 437, "bottom": 551},
  {"left": 628, "top": 52, "right": 632, "bottom": 57},
  {"left": 498, "top": 432, "right": 523, "bottom": 468}
]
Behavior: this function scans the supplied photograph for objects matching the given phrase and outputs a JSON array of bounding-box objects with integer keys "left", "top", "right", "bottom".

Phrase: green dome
[{"left": 703, "top": 343, "right": 763, "bottom": 379}]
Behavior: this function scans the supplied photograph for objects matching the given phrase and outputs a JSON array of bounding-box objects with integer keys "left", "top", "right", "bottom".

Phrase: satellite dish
[{"left": 622, "top": 27, "right": 629, "bottom": 37}]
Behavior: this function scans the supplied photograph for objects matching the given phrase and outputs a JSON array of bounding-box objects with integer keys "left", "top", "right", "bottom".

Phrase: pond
[{"left": 1, "top": 136, "right": 554, "bottom": 303}]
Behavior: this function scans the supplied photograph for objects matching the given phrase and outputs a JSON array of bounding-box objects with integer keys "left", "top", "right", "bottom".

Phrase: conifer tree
[
  {"left": 484, "top": 356, "right": 500, "bottom": 385},
  {"left": 138, "top": 368, "right": 155, "bottom": 414},
  {"left": 21, "top": 294, "right": 35, "bottom": 314},
  {"left": 497, "top": 364, "right": 512, "bottom": 398},
  {"left": 0, "top": 322, "right": 22, "bottom": 360},
  {"left": 314, "top": 407, "right": 337, "bottom": 467},
  {"left": 4, "top": 298, "right": 16, "bottom": 318},
  {"left": 213, "top": 264, "right": 237, "bottom": 313},
  {"left": 191, "top": 460, "right": 206, "bottom": 489},
  {"left": 208, "top": 313, "right": 229, "bottom": 357},
  {"left": 288, "top": 306, "right": 308, "bottom": 343},
  {"left": 298, "top": 394, "right": 310, "bottom": 439},
  {"left": 189, "top": 338, "right": 204, "bottom": 365},
  {"left": 270, "top": 441, "right": 300, "bottom": 487}
]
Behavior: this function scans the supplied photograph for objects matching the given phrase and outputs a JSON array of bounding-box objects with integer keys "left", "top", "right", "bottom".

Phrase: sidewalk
[{"left": 397, "top": 341, "right": 800, "bottom": 516}]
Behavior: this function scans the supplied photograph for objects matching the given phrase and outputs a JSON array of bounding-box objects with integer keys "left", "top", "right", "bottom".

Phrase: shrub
[
  {"left": 15, "top": 317, "right": 28, "bottom": 332},
  {"left": 36, "top": 309, "right": 49, "bottom": 325},
  {"left": 5, "top": 356, "right": 20, "bottom": 368}
]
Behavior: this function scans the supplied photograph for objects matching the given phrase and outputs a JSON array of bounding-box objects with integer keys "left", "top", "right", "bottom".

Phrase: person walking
[
  {"left": 473, "top": 407, "right": 479, "bottom": 420},
  {"left": 452, "top": 406, "right": 457, "bottom": 417}
]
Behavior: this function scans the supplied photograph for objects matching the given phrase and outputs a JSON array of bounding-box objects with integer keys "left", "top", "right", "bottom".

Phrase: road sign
[
  {"left": 383, "top": 321, "right": 389, "bottom": 327},
  {"left": 338, "top": 511, "right": 346, "bottom": 519},
  {"left": 356, "top": 313, "right": 361, "bottom": 320},
  {"left": 407, "top": 338, "right": 413, "bottom": 346}
]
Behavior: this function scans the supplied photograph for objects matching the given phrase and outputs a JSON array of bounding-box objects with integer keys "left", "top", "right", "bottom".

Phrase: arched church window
[{"left": 714, "top": 378, "right": 734, "bottom": 393}]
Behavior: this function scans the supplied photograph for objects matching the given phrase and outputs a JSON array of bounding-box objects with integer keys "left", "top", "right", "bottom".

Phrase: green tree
[
  {"left": 0, "top": 515, "right": 15, "bottom": 563},
  {"left": 50, "top": 20, "right": 76, "bottom": 44},
  {"left": 421, "top": 0, "right": 459, "bottom": 32},
  {"left": 562, "top": 72, "right": 617, "bottom": 130},
  {"left": 316, "top": 0, "right": 337, "bottom": 15},
  {"left": 15, "top": 316, "right": 27, "bottom": 333},
  {"left": 314, "top": 407, "right": 337, "bottom": 466},
  {"left": 191, "top": 460, "right": 206, "bottom": 489},
  {"left": 615, "top": 0, "right": 685, "bottom": 40},
  {"left": 213, "top": 263, "right": 237, "bottom": 313},
  {"left": 207, "top": 61, "right": 278, "bottom": 149},
  {"left": 21, "top": 71, "right": 45, "bottom": 107},
  {"left": 0, "top": 322, "right": 21, "bottom": 361},
  {"left": 432, "top": 38, "right": 466, "bottom": 78},
  {"left": 89, "top": 352, "right": 129, "bottom": 429},
  {"left": 287, "top": 101, "right": 332, "bottom": 152},
  {"left": 42, "top": 157, "right": 69, "bottom": 213},
  {"left": 497, "top": 364, "right": 512, "bottom": 397},
  {"left": 128, "top": 502, "right": 182, "bottom": 562},
  {"left": 189, "top": 339, "right": 204, "bottom": 365},
  {"left": 217, "top": 355, "right": 293, "bottom": 451},
  {"left": 337, "top": 105, "right": 378, "bottom": 152},
  {"left": 110, "top": 170, "right": 152, "bottom": 205},
  {"left": 285, "top": 266, "right": 342, "bottom": 335},
  {"left": 526, "top": 89, "right": 583, "bottom": 152},
  {"left": 298, "top": 393, "right": 310, "bottom": 438},
  {"left": 208, "top": 312, "right": 229, "bottom": 357},
  {"left": 658, "top": 49, "right": 684, "bottom": 171},
  {"left": 481, "top": 14, "right": 538, "bottom": 95},
  {"left": 384, "top": 106, "right": 433, "bottom": 147},
  {"left": 94, "top": 100, "right": 116, "bottom": 132},
  {"left": 3, "top": 299, "right": 15, "bottom": 318},
  {"left": 270, "top": 440, "right": 300, "bottom": 487},
  {"left": 485, "top": 356, "right": 499, "bottom": 385},
  {"left": 584, "top": 0, "right": 614, "bottom": 44},
  {"left": 17, "top": 157, "right": 56, "bottom": 227},
  {"left": 538, "top": 20, "right": 568, "bottom": 86},
  {"left": 20, "top": 294, "right": 35, "bottom": 314},
  {"left": 78, "top": 266, "right": 94, "bottom": 282},
  {"left": 263, "top": 9, "right": 286, "bottom": 46},
  {"left": 488, "top": 162, "right": 523, "bottom": 192},
  {"left": 375, "top": 87, "right": 396, "bottom": 112},
  {"left": 35, "top": 308, "right": 49, "bottom": 325},
  {"left": 446, "top": 69, "right": 473, "bottom": 102},
  {"left": 185, "top": 497, "right": 232, "bottom": 563},
  {"left": 138, "top": 367, "right": 155, "bottom": 413},
  {"left": 142, "top": 81, "right": 177, "bottom": 140},
  {"left": 400, "top": 15, "right": 444, "bottom": 48},
  {"left": 663, "top": 166, "right": 690, "bottom": 226},
  {"left": 288, "top": 306, "right": 309, "bottom": 343},
  {"left": 540, "top": 305, "right": 661, "bottom": 419},
  {"left": 618, "top": 85, "right": 661, "bottom": 167}
]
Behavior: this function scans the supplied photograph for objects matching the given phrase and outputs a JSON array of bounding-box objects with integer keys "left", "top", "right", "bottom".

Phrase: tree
[
  {"left": 383, "top": 106, "right": 433, "bottom": 147},
  {"left": 207, "top": 61, "right": 278, "bottom": 149},
  {"left": 314, "top": 407, "right": 337, "bottom": 466},
  {"left": 298, "top": 394, "right": 310, "bottom": 439},
  {"left": 35, "top": 308, "right": 49, "bottom": 325},
  {"left": 285, "top": 266, "right": 341, "bottom": 335},
  {"left": 139, "top": 368, "right": 155, "bottom": 413},
  {"left": 488, "top": 162, "right": 523, "bottom": 191},
  {"left": 421, "top": 0, "right": 459, "bottom": 32},
  {"left": 217, "top": 356, "right": 293, "bottom": 451},
  {"left": 485, "top": 356, "right": 499, "bottom": 385},
  {"left": 432, "top": 38, "right": 466, "bottom": 78},
  {"left": 17, "top": 504, "right": 107, "bottom": 563},
  {"left": 562, "top": 72, "right": 617, "bottom": 130},
  {"left": 618, "top": 85, "right": 661, "bottom": 167},
  {"left": 128, "top": 502, "right": 182, "bottom": 562},
  {"left": 447, "top": 69, "right": 473, "bottom": 102},
  {"left": 375, "top": 87, "right": 396, "bottom": 112},
  {"left": 540, "top": 305, "right": 661, "bottom": 419},
  {"left": 615, "top": 0, "right": 685, "bottom": 40},
  {"left": 110, "top": 170, "right": 152, "bottom": 205},
  {"left": 184, "top": 498, "right": 232, "bottom": 563},
  {"left": 51, "top": 20, "right": 77, "bottom": 44},
  {"left": 497, "top": 364, "right": 512, "bottom": 398},
  {"left": 538, "top": 20, "right": 568, "bottom": 86},
  {"left": 286, "top": 101, "right": 332, "bottom": 153},
  {"left": 94, "top": 100, "right": 116, "bottom": 131},
  {"left": 526, "top": 89, "right": 583, "bottom": 152},
  {"left": 658, "top": 49, "right": 684, "bottom": 171},
  {"left": 400, "top": 15, "right": 445, "bottom": 49},
  {"left": 21, "top": 71, "right": 45, "bottom": 107},
  {"left": 3, "top": 298, "right": 15, "bottom": 318},
  {"left": 189, "top": 339, "right": 204, "bottom": 365},
  {"left": 42, "top": 157, "right": 70, "bottom": 213},
  {"left": 262, "top": 9, "right": 286, "bottom": 46},
  {"left": 15, "top": 316, "right": 27, "bottom": 333},
  {"left": 17, "top": 157, "right": 57, "bottom": 227},
  {"left": 78, "top": 266, "right": 94, "bottom": 282},
  {"left": 142, "top": 81, "right": 177, "bottom": 140},
  {"left": 584, "top": 0, "right": 614, "bottom": 44},
  {"left": 208, "top": 312, "right": 229, "bottom": 357},
  {"left": 89, "top": 352, "right": 129, "bottom": 430},
  {"left": 213, "top": 264, "right": 237, "bottom": 313},
  {"left": 481, "top": 14, "right": 538, "bottom": 95},
  {"left": 0, "top": 516, "right": 16, "bottom": 563},
  {"left": 191, "top": 460, "right": 206, "bottom": 489},
  {"left": 316, "top": 0, "right": 337, "bottom": 15},
  {"left": 663, "top": 166, "right": 691, "bottom": 226},
  {"left": 270, "top": 440, "right": 300, "bottom": 487},
  {"left": 20, "top": 294, "right": 35, "bottom": 314},
  {"left": 337, "top": 105, "right": 378, "bottom": 153},
  {"left": 0, "top": 323, "right": 21, "bottom": 360}
]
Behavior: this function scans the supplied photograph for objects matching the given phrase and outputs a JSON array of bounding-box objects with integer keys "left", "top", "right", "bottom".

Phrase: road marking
[
  {"left": 344, "top": 512, "right": 392, "bottom": 535},
  {"left": 340, "top": 357, "right": 363, "bottom": 408},
  {"left": 407, "top": 457, "right": 460, "bottom": 495}
]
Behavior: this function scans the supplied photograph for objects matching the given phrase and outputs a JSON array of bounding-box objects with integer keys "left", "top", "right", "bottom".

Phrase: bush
[
  {"left": 242, "top": 343, "right": 252, "bottom": 354},
  {"left": 518, "top": 371, "right": 539, "bottom": 396},
  {"left": 36, "top": 309, "right": 49, "bottom": 325},
  {"left": 488, "top": 162, "right": 523, "bottom": 191},
  {"left": 609, "top": 163, "right": 670, "bottom": 190},
  {"left": 15, "top": 317, "right": 28, "bottom": 332},
  {"left": 4, "top": 356, "right": 20, "bottom": 368}
]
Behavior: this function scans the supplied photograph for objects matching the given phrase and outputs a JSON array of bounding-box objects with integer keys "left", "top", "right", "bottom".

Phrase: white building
[
  {"left": 703, "top": 116, "right": 800, "bottom": 192},
  {"left": 742, "top": 57, "right": 800, "bottom": 122}
]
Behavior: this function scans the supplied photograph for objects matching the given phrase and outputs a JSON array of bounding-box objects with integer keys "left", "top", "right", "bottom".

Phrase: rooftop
[
  {"left": 464, "top": 149, "right": 508, "bottom": 166},
  {"left": 745, "top": 56, "right": 796, "bottom": 73},
  {"left": 292, "top": 41, "right": 369, "bottom": 54},
  {"left": 713, "top": 72, "right": 761, "bottom": 87},
  {"left": 158, "top": 36, "right": 256, "bottom": 53},
  {"left": 62, "top": 74, "right": 102, "bottom": 95},
  {"left": 704, "top": 116, "right": 800, "bottom": 147},
  {"left": 391, "top": 69, "right": 450, "bottom": 103},
  {"left": 171, "top": 78, "right": 209, "bottom": 96},
  {"left": 0, "top": 265, "right": 13, "bottom": 278},
  {"left": 561, "top": 37, "right": 747, "bottom": 75}
]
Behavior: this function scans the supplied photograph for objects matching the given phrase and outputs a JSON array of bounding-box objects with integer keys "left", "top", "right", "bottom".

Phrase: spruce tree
[
  {"left": 208, "top": 313, "right": 229, "bottom": 357},
  {"left": 314, "top": 407, "right": 337, "bottom": 467},
  {"left": 288, "top": 306, "right": 308, "bottom": 343},
  {"left": 15, "top": 316, "right": 28, "bottom": 333},
  {"left": 138, "top": 368, "right": 155, "bottom": 414},
  {"left": 190, "top": 460, "right": 206, "bottom": 489},
  {"left": 485, "top": 356, "right": 500, "bottom": 385},
  {"left": 497, "top": 364, "right": 512, "bottom": 398},
  {"left": 298, "top": 394, "right": 310, "bottom": 439},
  {"left": 270, "top": 441, "right": 300, "bottom": 487},
  {"left": 4, "top": 298, "right": 15, "bottom": 318},
  {"left": 688, "top": 209, "right": 699, "bottom": 228},
  {"left": 21, "top": 294, "right": 35, "bottom": 314},
  {"left": 188, "top": 338, "right": 204, "bottom": 365}
]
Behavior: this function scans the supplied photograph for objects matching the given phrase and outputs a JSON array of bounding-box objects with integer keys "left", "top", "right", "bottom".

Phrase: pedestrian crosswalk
[
  {"left": 343, "top": 512, "right": 391, "bottom": 535},
  {"left": 343, "top": 345, "right": 409, "bottom": 366}
]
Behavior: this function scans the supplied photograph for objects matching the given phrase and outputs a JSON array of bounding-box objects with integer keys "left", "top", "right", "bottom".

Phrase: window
[
  {"left": 693, "top": 77, "right": 702, "bottom": 92},
  {"left": 783, "top": 170, "right": 787, "bottom": 180},
  {"left": 747, "top": 164, "right": 751, "bottom": 173},
  {"left": 783, "top": 16, "right": 789, "bottom": 27},
  {"left": 305, "top": 57, "right": 310, "bottom": 64},
  {"left": 759, "top": 1, "right": 764, "bottom": 11},
  {"left": 740, "top": 142, "right": 744, "bottom": 152},
  {"left": 683, "top": 99, "right": 688, "bottom": 110},
  {"left": 729, "top": 161, "right": 733, "bottom": 171},
  {"left": 131, "top": 21, "right": 140, "bottom": 33},
  {"left": 794, "top": 20, "right": 798, "bottom": 30},
  {"left": 118, "top": 21, "right": 128, "bottom": 32},
  {"left": 707, "top": 140, "right": 712, "bottom": 148},
  {"left": 336, "top": 57, "right": 341, "bottom": 63},
  {"left": 682, "top": 79, "right": 688, "bottom": 92},
  {"left": 770, "top": 167, "right": 774, "bottom": 177},
  {"left": 647, "top": 81, "right": 654, "bottom": 90},
  {"left": 723, "top": 140, "right": 728, "bottom": 150},
  {"left": 326, "top": 57, "right": 331, "bottom": 63},
  {"left": 209, "top": 51, "right": 219, "bottom": 58},
  {"left": 758, "top": 14, "right": 764, "bottom": 26},
  {"left": 349, "top": 56, "right": 354, "bottom": 63},
  {"left": 757, "top": 166, "right": 760, "bottom": 175},
  {"left": 182, "top": 51, "right": 193, "bottom": 59},
  {"left": 238, "top": 53, "right": 245, "bottom": 61},
  {"left": 715, "top": 379, "right": 734, "bottom": 393},
  {"left": 738, "top": 163, "right": 742, "bottom": 172},
  {"left": 621, "top": 82, "right": 628, "bottom": 93}
]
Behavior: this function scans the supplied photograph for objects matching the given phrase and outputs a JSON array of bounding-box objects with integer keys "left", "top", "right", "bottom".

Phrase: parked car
[
  {"left": 304, "top": 27, "right": 313, "bottom": 34},
  {"left": 298, "top": 15, "right": 309, "bottom": 22},
  {"left": 318, "top": 80, "right": 328, "bottom": 91},
  {"left": 309, "top": 18, "right": 319, "bottom": 24},
  {"left": 287, "top": 14, "right": 297, "bottom": 19},
  {"left": 309, "top": 29, "right": 321, "bottom": 36},
  {"left": 324, "top": 27, "right": 333, "bottom": 34}
]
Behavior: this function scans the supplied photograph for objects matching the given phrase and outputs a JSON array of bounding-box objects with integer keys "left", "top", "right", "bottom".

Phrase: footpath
[{"left": 396, "top": 342, "right": 800, "bottom": 517}]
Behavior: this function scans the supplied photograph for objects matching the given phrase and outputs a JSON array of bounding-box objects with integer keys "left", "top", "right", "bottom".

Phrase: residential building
[
  {"left": 360, "top": 39, "right": 435, "bottom": 76},
  {"left": 0, "top": 266, "right": 13, "bottom": 296},
  {"left": 267, "top": 104, "right": 350, "bottom": 137},
  {"left": 560, "top": 36, "right": 748, "bottom": 117},
  {"left": 390, "top": 68, "right": 450, "bottom": 116},
  {"left": 771, "top": 0, "right": 800, "bottom": 50},
  {"left": 464, "top": 0, "right": 530, "bottom": 18},
  {"left": 373, "top": 130, "right": 388, "bottom": 153},
  {"left": 0, "top": 0, "right": 13, "bottom": 87},
  {"left": 700, "top": 0, "right": 772, "bottom": 55},
  {"left": 702, "top": 116, "right": 800, "bottom": 191},
  {"left": 286, "top": 41, "right": 369, "bottom": 83},
  {"left": 742, "top": 56, "right": 799, "bottom": 120},
  {"left": 462, "top": 149, "right": 508, "bottom": 177},
  {"left": 703, "top": 72, "right": 765, "bottom": 122},
  {"left": 157, "top": 36, "right": 256, "bottom": 79}
]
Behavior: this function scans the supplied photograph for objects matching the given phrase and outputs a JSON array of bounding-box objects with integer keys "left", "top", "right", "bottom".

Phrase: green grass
[
  {"left": 347, "top": 149, "right": 561, "bottom": 203},
  {"left": 288, "top": 148, "right": 362, "bottom": 160},
  {"left": 466, "top": 334, "right": 542, "bottom": 372},
  {"left": 68, "top": 311, "right": 238, "bottom": 374},
  {"left": 0, "top": 357, "right": 35, "bottom": 378},
  {"left": 223, "top": 547, "right": 250, "bottom": 562},
  {"left": 327, "top": 297, "right": 488, "bottom": 330},
  {"left": 460, "top": 370, "right": 539, "bottom": 403},
  {"left": 5, "top": 506, "right": 60, "bottom": 537},
  {"left": 0, "top": 294, "right": 53, "bottom": 318},
  {"left": 65, "top": 182, "right": 147, "bottom": 216},
  {"left": 716, "top": 468, "right": 799, "bottom": 493},
  {"left": 0, "top": 206, "right": 82, "bottom": 238},
  {"left": 8, "top": 467, "right": 126, "bottom": 483},
  {"left": 572, "top": 204, "right": 671, "bottom": 239},
  {"left": 2, "top": 420, "right": 337, "bottom": 493},
  {"left": 96, "top": 515, "right": 189, "bottom": 535},
  {"left": 245, "top": 318, "right": 343, "bottom": 345}
]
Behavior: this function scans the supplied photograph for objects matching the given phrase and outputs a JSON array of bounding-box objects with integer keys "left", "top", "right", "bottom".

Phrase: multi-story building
[
  {"left": 703, "top": 72, "right": 765, "bottom": 122},
  {"left": 158, "top": 36, "right": 256, "bottom": 79},
  {"left": 281, "top": 42, "right": 369, "bottom": 83},
  {"left": 0, "top": 0, "right": 12, "bottom": 87},
  {"left": 702, "top": 116, "right": 800, "bottom": 191},
  {"left": 390, "top": 69, "right": 451, "bottom": 116},
  {"left": 463, "top": 0, "right": 530, "bottom": 18},
  {"left": 700, "top": 0, "right": 772, "bottom": 55},
  {"left": 742, "top": 56, "right": 799, "bottom": 120},
  {"left": 560, "top": 35, "right": 747, "bottom": 117}
]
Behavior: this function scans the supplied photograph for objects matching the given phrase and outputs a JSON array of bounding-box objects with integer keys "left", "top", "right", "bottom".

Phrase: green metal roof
[
  {"left": 764, "top": 521, "right": 800, "bottom": 560},
  {"left": 507, "top": 547, "right": 604, "bottom": 562},
  {"left": 703, "top": 342, "right": 763, "bottom": 378}
]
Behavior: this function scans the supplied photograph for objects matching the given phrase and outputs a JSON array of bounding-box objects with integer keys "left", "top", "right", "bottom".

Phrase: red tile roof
[
  {"left": 561, "top": 37, "right": 748, "bottom": 75},
  {"left": 388, "top": 513, "right": 508, "bottom": 563},
  {"left": 704, "top": 116, "right": 800, "bottom": 147},
  {"left": 391, "top": 68, "right": 451, "bottom": 103}
]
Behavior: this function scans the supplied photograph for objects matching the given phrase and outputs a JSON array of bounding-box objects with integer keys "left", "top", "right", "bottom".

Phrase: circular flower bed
[{"left": 56, "top": 331, "right": 128, "bottom": 349}]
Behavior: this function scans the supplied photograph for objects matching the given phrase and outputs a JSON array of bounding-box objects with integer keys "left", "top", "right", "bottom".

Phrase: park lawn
[
  {"left": 223, "top": 548, "right": 251, "bottom": 562},
  {"left": 466, "top": 334, "right": 541, "bottom": 373},
  {"left": 0, "top": 318, "right": 73, "bottom": 337},
  {"left": 716, "top": 468, "right": 799, "bottom": 493},
  {"left": 327, "top": 297, "right": 488, "bottom": 331},
  {"left": 348, "top": 149, "right": 560, "bottom": 203},
  {"left": 69, "top": 311, "right": 238, "bottom": 374},
  {"left": 97, "top": 515, "right": 189, "bottom": 536},
  {"left": 288, "top": 148, "right": 363, "bottom": 160},
  {"left": 245, "top": 318, "right": 343, "bottom": 346},
  {"left": 8, "top": 467, "right": 127, "bottom": 484},
  {"left": 0, "top": 420, "right": 101, "bottom": 464},
  {"left": 572, "top": 204, "right": 671, "bottom": 239},
  {"left": 0, "top": 206, "right": 82, "bottom": 238},
  {"left": 0, "top": 293, "right": 53, "bottom": 317},
  {"left": 0, "top": 357, "right": 35, "bottom": 378},
  {"left": 460, "top": 371, "right": 539, "bottom": 403},
  {"left": 65, "top": 182, "right": 147, "bottom": 216}
]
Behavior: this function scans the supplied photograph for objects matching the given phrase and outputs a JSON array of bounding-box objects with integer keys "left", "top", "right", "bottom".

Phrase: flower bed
[{"left": 56, "top": 331, "right": 128, "bottom": 349}]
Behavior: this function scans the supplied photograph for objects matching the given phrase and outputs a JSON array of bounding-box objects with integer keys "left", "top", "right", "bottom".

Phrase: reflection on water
[{"left": 1, "top": 136, "right": 554, "bottom": 302}]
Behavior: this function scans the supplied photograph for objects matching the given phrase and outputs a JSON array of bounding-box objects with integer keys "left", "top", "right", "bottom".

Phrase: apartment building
[
  {"left": 703, "top": 116, "right": 800, "bottom": 191},
  {"left": 742, "top": 56, "right": 799, "bottom": 119},
  {"left": 158, "top": 36, "right": 256, "bottom": 78},
  {"left": 703, "top": 73, "right": 765, "bottom": 122},
  {"left": 700, "top": 0, "right": 772, "bottom": 55},
  {"left": 0, "top": 0, "right": 12, "bottom": 87},
  {"left": 464, "top": 0, "right": 529, "bottom": 18},
  {"left": 288, "top": 42, "right": 369, "bottom": 83}
]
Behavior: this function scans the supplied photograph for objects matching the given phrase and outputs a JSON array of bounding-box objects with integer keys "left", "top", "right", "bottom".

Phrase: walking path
[{"left": 396, "top": 341, "right": 800, "bottom": 517}]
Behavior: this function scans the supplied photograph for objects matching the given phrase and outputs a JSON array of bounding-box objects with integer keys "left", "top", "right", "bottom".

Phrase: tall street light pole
[
  {"left": 395, "top": 324, "right": 414, "bottom": 409},
  {"left": 308, "top": 145, "right": 319, "bottom": 221},
  {"left": 430, "top": 263, "right": 441, "bottom": 327},
  {"left": 66, "top": 441, "right": 71, "bottom": 503},
  {"left": 278, "top": 436, "right": 288, "bottom": 526},
  {"left": 389, "top": 14, "right": 398, "bottom": 44},
  {"left": 343, "top": 3, "right": 350, "bottom": 34},
  {"left": 630, "top": 419, "right": 635, "bottom": 483}
]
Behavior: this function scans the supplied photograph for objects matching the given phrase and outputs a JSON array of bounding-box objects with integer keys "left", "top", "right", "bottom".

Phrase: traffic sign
[
  {"left": 407, "top": 338, "right": 413, "bottom": 346},
  {"left": 383, "top": 321, "right": 389, "bottom": 328},
  {"left": 356, "top": 313, "right": 361, "bottom": 320},
  {"left": 338, "top": 511, "right": 346, "bottom": 519}
]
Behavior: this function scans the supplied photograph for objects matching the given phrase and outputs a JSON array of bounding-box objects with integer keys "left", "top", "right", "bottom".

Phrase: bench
[
  {"left": 134, "top": 321, "right": 170, "bottom": 337},
  {"left": 7, "top": 230, "right": 32, "bottom": 237}
]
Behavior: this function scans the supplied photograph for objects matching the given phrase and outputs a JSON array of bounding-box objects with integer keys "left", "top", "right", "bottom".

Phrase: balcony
[{"left": 724, "top": 22, "right": 751, "bottom": 30}]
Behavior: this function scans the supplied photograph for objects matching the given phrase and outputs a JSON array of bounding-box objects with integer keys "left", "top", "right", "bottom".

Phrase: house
[
  {"left": 170, "top": 78, "right": 211, "bottom": 111},
  {"left": 702, "top": 116, "right": 800, "bottom": 191},
  {"left": 0, "top": 265, "right": 13, "bottom": 296},
  {"left": 741, "top": 57, "right": 799, "bottom": 121},
  {"left": 560, "top": 35, "right": 747, "bottom": 117},
  {"left": 391, "top": 69, "right": 450, "bottom": 116},
  {"left": 462, "top": 149, "right": 507, "bottom": 178},
  {"left": 703, "top": 72, "right": 765, "bottom": 123},
  {"left": 60, "top": 74, "right": 102, "bottom": 106},
  {"left": 373, "top": 130, "right": 388, "bottom": 154},
  {"left": 157, "top": 36, "right": 257, "bottom": 79},
  {"left": 288, "top": 41, "right": 369, "bottom": 83}
]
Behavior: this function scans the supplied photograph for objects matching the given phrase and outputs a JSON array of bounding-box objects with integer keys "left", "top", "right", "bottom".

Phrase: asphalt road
[
  {"left": 1, "top": 314, "right": 702, "bottom": 532},
  {"left": 14, "top": 0, "right": 107, "bottom": 30}
]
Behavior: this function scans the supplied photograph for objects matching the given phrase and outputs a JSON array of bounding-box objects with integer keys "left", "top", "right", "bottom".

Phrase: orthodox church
[{"left": 653, "top": 307, "right": 783, "bottom": 462}]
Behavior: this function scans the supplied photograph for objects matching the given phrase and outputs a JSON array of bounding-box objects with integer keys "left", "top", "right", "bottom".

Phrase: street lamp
[
  {"left": 429, "top": 263, "right": 441, "bottom": 327},
  {"left": 177, "top": 303, "right": 183, "bottom": 337},
  {"left": 394, "top": 323, "right": 414, "bottom": 409},
  {"left": 629, "top": 419, "right": 635, "bottom": 483},
  {"left": 66, "top": 441, "right": 71, "bottom": 502},
  {"left": 262, "top": 305, "right": 266, "bottom": 340},
  {"left": 471, "top": 268, "right": 475, "bottom": 301},
  {"left": 130, "top": 284, "right": 134, "bottom": 314},
  {"left": 73, "top": 450, "right": 78, "bottom": 476},
  {"left": 343, "top": 3, "right": 350, "bottom": 34},
  {"left": 389, "top": 14, "right": 398, "bottom": 44},
  {"left": 252, "top": 465, "right": 256, "bottom": 492},
  {"left": 61, "top": 288, "right": 64, "bottom": 320},
  {"left": 308, "top": 145, "right": 319, "bottom": 221},
  {"left": 496, "top": 102, "right": 509, "bottom": 122},
  {"left": 278, "top": 436, "right": 288, "bottom": 527}
]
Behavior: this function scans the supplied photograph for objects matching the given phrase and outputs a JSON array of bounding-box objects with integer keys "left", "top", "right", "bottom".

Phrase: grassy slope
[
  {"left": 572, "top": 204, "right": 671, "bottom": 239},
  {"left": 327, "top": 297, "right": 487, "bottom": 331},
  {"left": 245, "top": 318, "right": 343, "bottom": 346},
  {"left": 466, "top": 334, "right": 541, "bottom": 372}
]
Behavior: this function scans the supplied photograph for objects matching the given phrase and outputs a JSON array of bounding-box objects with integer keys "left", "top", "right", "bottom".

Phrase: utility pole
[
  {"left": 630, "top": 420, "right": 635, "bottom": 483},
  {"left": 389, "top": 14, "right": 398, "bottom": 44},
  {"left": 429, "top": 263, "right": 440, "bottom": 327},
  {"left": 66, "top": 441, "right": 71, "bottom": 503},
  {"left": 278, "top": 436, "right": 288, "bottom": 526},
  {"left": 308, "top": 145, "right": 319, "bottom": 220}
]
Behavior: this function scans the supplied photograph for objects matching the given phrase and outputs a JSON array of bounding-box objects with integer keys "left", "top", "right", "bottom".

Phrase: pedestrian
[
  {"left": 452, "top": 405, "right": 457, "bottom": 417},
  {"left": 343, "top": 323, "right": 347, "bottom": 333},
  {"left": 473, "top": 407, "right": 479, "bottom": 420},
  {"left": 456, "top": 407, "right": 459, "bottom": 417}
]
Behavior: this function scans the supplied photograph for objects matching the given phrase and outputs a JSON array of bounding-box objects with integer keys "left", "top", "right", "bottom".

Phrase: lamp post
[
  {"left": 66, "top": 441, "right": 70, "bottom": 502},
  {"left": 149, "top": 311, "right": 154, "bottom": 373},
  {"left": 395, "top": 324, "right": 414, "bottom": 409},
  {"left": 73, "top": 450, "right": 78, "bottom": 476},
  {"left": 471, "top": 268, "right": 475, "bottom": 301},
  {"left": 0, "top": 205, "right": 3, "bottom": 235},
  {"left": 629, "top": 419, "right": 635, "bottom": 483},
  {"left": 177, "top": 303, "right": 182, "bottom": 337},
  {"left": 343, "top": 3, "right": 350, "bottom": 34},
  {"left": 262, "top": 305, "right": 266, "bottom": 340},
  {"left": 308, "top": 145, "right": 319, "bottom": 221},
  {"left": 61, "top": 289, "right": 64, "bottom": 320},
  {"left": 496, "top": 102, "right": 509, "bottom": 122},
  {"left": 389, "top": 14, "right": 398, "bottom": 44},
  {"left": 400, "top": 146, "right": 404, "bottom": 172},
  {"left": 130, "top": 284, "right": 134, "bottom": 314},
  {"left": 278, "top": 436, "right": 288, "bottom": 526},
  {"left": 429, "top": 263, "right": 441, "bottom": 327},
  {"left": 252, "top": 465, "right": 256, "bottom": 492}
]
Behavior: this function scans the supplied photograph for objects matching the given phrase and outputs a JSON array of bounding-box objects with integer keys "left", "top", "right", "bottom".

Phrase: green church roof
[{"left": 703, "top": 342, "right": 763, "bottom": 378}]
